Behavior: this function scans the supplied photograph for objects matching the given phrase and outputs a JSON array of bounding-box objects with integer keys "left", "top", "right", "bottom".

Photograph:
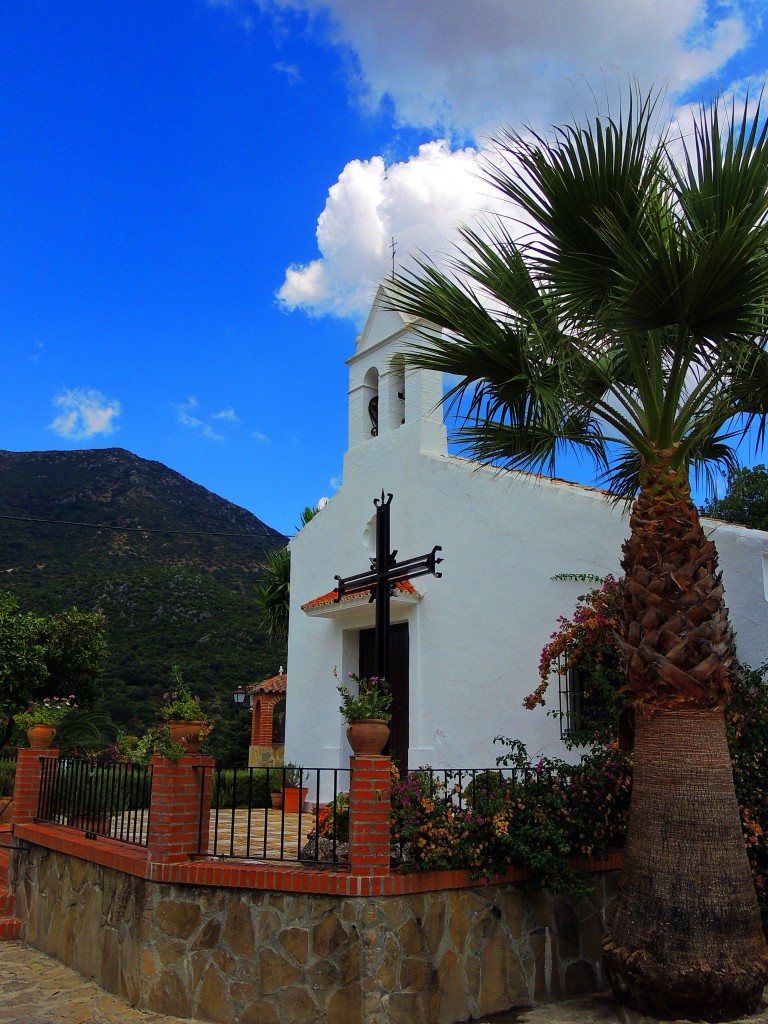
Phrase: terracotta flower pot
[
  {"left": 26, "top": 724, "right": 57, "bottom": 749},
  {"left": 283, "top": 786, "right": 309, "bottom": 813},
  {"left": 346, "top": 719, "right": 389, "bottom": 755},
  {"left": 168, "top": 720, "right": 207, "bottom": 753}
]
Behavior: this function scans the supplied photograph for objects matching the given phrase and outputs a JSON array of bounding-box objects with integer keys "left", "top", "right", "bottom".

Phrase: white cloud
[
  {"left": 258, "top": 0, "right": 759, "bottom": 320},
  {"left": 49, "top": 387, "right": 121, "bottom": 439},
  {"left": 252, "top": 430, "right": 272, "bottom": 442},
  {"left": 253, "top": 0, "right": 751, "bottom": 137},
  {"left": 211, "top": 406, "right": 240, "bottom": 421},
  {"left": 277, "top": 140, "right": 507, "bottom": 319},
  {"left": 173, "top": 397, "right": 224, "bottom": 441},
  {"left": 273, "top": 61, "right": 301, "bottom": 83}
]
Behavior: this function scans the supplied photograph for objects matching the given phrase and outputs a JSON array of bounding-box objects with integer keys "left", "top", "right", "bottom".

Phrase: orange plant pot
[
  {"left": 283, "top": 787, "right": 308, "bottom": 813},
  {"left": 346, "top": 719, "right": 389, "bottom": 755},
  {"left": 26, "top": 725, "right": 57, "bottom": 749},
  {"left": 167, "top": 720, "right": 207, "bottom": 753}
]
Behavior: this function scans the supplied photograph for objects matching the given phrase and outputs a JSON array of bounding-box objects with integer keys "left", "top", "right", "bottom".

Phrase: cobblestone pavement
[
  {"left": 0, "top": 943, "right": 187, "bottom": 1024},
  {"left": 463, "top": 992, "right": 768, "bottom": 1024},
  {"left": 2, "top": 941, "right": 768, "bottom": 1024}
]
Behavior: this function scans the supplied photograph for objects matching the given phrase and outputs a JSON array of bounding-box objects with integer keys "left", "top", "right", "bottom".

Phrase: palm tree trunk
[
  {"left": 604, "top": 708, "right": 767, "bottom": 1020},
  {"left": 604, "top": 456, "right": 768, "bottom": 1020}
]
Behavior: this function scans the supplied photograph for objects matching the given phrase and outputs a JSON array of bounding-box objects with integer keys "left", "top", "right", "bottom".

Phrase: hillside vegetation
[{"left": 0, "top": 448, "right": 288, "bottom": 732}]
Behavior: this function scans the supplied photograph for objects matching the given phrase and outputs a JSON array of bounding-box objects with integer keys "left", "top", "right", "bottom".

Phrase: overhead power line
[{"left": 0, "top": 511, "right": 271, "bottom": 540}]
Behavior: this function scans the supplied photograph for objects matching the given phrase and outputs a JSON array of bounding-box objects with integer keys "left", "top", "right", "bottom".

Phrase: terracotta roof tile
[
  {"left": 249, "top": 673, "right": 287, "bottom": 695},
  {"left": 301, "top": 579, "right": 416, "bottom": 611}
]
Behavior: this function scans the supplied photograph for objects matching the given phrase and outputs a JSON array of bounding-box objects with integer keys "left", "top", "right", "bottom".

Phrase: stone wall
[{"left": 12, "top": 843, "right": 618, "bottom": 1024}]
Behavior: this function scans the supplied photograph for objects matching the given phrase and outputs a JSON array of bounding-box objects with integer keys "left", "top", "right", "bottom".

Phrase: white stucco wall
[{"left": 284, "top": 288, "right": 768, "bottom": 772}]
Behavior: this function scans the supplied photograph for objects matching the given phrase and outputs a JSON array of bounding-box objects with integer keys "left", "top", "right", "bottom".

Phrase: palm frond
[
  {"left": 389, "top": 86, "right": 768, "bottom": 501},
  {"left": 256, "top": 547, "right": 291, "bottom": 644}
]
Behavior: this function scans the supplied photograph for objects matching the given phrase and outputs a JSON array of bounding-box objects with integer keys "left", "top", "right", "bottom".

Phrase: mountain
[{"left": 0, "top": 448, "right": 288, "bottom": 732}]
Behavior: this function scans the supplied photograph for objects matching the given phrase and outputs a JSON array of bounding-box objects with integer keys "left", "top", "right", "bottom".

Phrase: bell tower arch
[{"left": 346, "top": 282, "right": 446, "bottom": 456}]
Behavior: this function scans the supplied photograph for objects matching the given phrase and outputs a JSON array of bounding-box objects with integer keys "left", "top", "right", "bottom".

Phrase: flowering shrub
[
  {"left": 390, "top": 745, "right": 632, "bottom": 893},
  {"left": 160, "top": 666, "right": 208, "bottom": 724},
  {"left": 318, "top": 792, "right": 350, "bottom": 843},
  {"left": 15, "top": 695, "right": 78, "bottom": 730},
  {"left": 726, "top": 662, "right": 768, "bottom": 928},
  {"left": 390, "top": 766, "right": 456, "bottom": 869},
  {"left": 526, "top": 576, "right": 627, "bottom": 748},
  {"left": 336, "top": 671, "right": 392, "bottom": 722}
]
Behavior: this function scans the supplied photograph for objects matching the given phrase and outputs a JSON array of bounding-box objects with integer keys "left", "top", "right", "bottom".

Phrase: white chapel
[{"left": 284, "top": 284, "right": 768, "bottom": 770}]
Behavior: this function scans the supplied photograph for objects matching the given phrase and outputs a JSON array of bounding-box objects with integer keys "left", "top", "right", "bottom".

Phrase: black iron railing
[
  {"left": 395, "top": 765, "right": 554, "bottom": 810},
  {"left": 38, "top": 756, "right": 153, "bottom": 846},
  {"left": 200, "top": 765, "right": 351, "bottom": 863}
]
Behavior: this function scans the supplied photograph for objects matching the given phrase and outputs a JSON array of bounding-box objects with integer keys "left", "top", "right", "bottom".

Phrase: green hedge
[
  {"left": 0, "top": 758, "right": 15, "bottom": 797},
  {"left": 211, "top": 768, "right": 269, "bottom": 809},
  {"left": 51, "top": 762, "right": 152, "bottom": 816}
]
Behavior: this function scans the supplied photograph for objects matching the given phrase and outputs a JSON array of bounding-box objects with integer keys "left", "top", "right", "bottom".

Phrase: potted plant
[
  {"left": 160, "top": 667, "right": 210, "bottom": 754},
  {"left": 282, "top": 762, "right": 308, "bottom": 813},
  {"left": 268, "top": 765, "right": 284, "bottom": 809},
  {"left": 15, "top": 696, "right": 78, "bottom": 749},
  {"left": 337, "top": 672, "right": 392, "bottom": 755}
]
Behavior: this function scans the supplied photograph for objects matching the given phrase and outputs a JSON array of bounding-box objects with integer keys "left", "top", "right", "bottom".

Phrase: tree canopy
[
  {"left": 701, "top": 464, "right": 768, "bottom": 531},
  {"left": 0, "top": 592, "right": 107, "bottom": 748}
]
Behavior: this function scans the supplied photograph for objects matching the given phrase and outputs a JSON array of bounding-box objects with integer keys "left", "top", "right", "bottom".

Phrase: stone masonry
[{"left": 12, "top": 844, "right": 618, "bottom": 1024}]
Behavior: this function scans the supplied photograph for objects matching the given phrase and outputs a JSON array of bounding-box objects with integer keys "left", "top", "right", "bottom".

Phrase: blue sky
[{"left": 1, "top": 1, "right": 767, "bottom": 536}]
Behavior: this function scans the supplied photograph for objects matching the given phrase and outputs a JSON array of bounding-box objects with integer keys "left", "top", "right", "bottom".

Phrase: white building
[{"left": 285, "top": 284, "right": 768, "bottom": 770}]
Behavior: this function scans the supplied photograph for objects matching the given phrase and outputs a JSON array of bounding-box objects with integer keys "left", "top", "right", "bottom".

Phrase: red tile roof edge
[
  {"left": 301, "top": 579, "right": 417, "bottom": 611},
  {"left": 249, "top": 674, "right": 287, "bottom": 694}
]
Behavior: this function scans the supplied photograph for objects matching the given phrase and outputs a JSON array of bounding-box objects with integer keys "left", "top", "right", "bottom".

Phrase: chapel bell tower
[{"left": 346, "top": 282, "right": 447, "bottom": 457}]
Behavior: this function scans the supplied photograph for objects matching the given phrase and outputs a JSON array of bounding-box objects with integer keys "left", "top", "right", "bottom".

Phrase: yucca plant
[
  {"left": 391, "top": 87, "right": 768, "bottom": 1020},
  {"left": 255, "top": 546, "right": 291, "bottom": 644}
]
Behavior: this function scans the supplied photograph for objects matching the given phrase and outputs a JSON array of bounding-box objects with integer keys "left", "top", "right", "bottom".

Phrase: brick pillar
[
  {"left": 147, "top": 755, "right": 214, "bottom": 861},
  {"left": 250, "top": 699, "right": 261, "bottom": 747},
  {"left": 258, "top": 696, "right": 280, "bottom": 745},
  {"left": 12, "top": 748, "right": 59, "bottom": 827},
  {"left": 348, "top": 755, "right": 391, "bottom": 877}
]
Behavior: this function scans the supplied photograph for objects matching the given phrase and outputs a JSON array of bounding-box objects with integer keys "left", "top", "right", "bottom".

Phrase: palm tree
[
  {"left": 390, "top": 89, "right": 768, "bottom": 1020},
  {"left": 255, "top": 505, "right": 319, "bottom": 645}
]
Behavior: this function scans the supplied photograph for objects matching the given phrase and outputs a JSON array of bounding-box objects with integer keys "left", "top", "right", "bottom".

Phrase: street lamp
[{"left": 232, "top": 686, "right": 248, "bottom": 708}]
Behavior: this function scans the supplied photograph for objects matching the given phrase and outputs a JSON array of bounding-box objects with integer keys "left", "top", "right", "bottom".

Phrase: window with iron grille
[{"left": 557, "top": 646, "right": 620, "bottom": 744}]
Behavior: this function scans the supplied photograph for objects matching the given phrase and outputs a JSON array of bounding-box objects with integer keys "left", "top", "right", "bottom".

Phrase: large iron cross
[{"left": 334, "top": 492, "right": 443, "bottom": 683}]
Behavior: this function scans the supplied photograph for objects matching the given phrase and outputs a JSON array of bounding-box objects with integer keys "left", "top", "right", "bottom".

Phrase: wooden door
[{"left": 358, "top": 622, "right": 409, "bottom": 767}]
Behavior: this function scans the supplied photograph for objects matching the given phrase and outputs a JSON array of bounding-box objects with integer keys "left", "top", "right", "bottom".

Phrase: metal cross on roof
[{"left": 334, "top": 491, "right": 443, "bottom": 683}]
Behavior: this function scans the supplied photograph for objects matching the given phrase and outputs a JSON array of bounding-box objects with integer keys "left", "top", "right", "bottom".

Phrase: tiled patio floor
[
  {"left": 76, "top": 807, "right": 336, "bottom": 862},
  {"left": 206, "top": 807, "right": 310, "bottom": 859}
]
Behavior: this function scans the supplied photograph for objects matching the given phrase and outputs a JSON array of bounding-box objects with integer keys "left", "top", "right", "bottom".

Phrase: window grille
[{"left": 557, "top": 647, "right": 613, "bottom": 742}]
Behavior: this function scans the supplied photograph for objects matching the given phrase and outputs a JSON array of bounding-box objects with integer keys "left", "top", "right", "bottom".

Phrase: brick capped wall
[{"left": 11, "top": 843, "right": 619, "bottom": 1024}]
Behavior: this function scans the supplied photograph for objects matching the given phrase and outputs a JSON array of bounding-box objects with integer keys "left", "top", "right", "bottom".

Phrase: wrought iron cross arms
[{"left": 333, "top": 492, "right": 443, "bottom": 604}]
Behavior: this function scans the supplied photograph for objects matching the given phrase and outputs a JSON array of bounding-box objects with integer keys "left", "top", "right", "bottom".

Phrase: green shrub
[
  {"left": 462, "top": 770, "right": 514, "bottom": 812},
  {"left": 0, "top": 758, "right": 15, "bottom": 797},
  {"left": 48, "top": 761, "right": 152, "bottom": 823},
  {"left": 211, "top": 768, "right": 269, "bottom": 809},
  {"left": 726, "top": 661, "right": 768, "bottom": 930}
]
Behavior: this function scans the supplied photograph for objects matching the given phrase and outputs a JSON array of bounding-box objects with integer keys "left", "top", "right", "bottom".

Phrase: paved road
[{"left": 1, "top": 941, "right": 767, "bottom": 1024}]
